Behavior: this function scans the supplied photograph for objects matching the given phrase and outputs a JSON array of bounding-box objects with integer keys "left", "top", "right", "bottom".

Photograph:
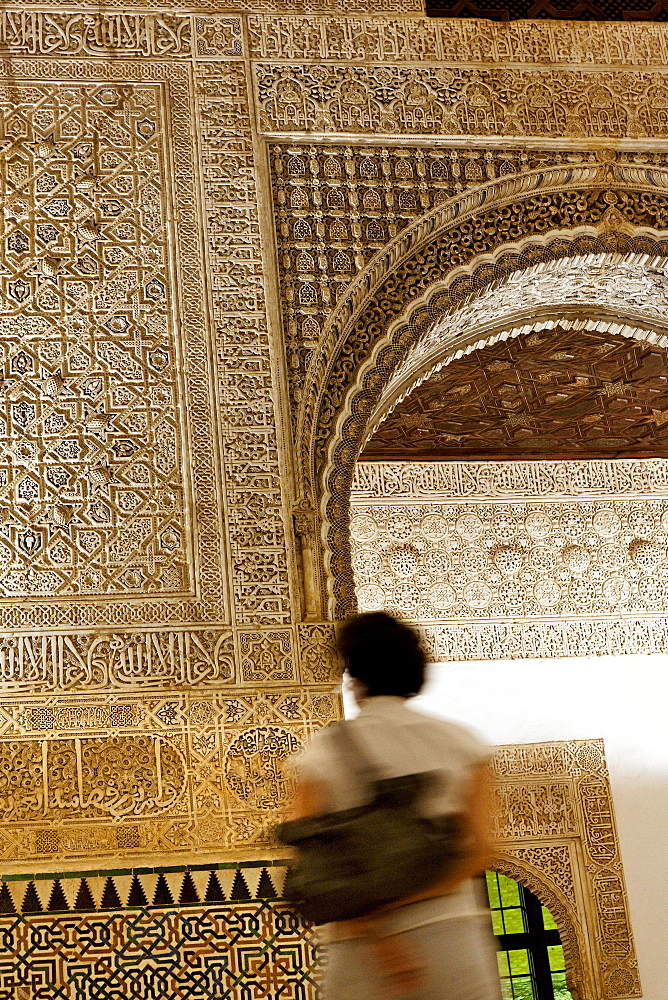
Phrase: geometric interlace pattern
[
  {"left": 0, "top": 84, "right": 186, "bottom": 597},
  {"left": 0, "top": 903, "right": 320, "bottom": 1000},
  {"left": 0, "top": 865, "right": 320, "bottom": 1000}
]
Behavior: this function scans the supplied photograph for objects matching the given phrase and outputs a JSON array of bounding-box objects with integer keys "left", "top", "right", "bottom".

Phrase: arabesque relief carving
[
  {"left": 0, "top": 61, "right": 233, "bottom": 633},
  {"left": 256, "top": 63, "right": 668, "bottom": 139},
  {"left": 492, "top": 740, "right": 640, "bottom": 1000},
  {"left": 0, "top": 19, "right": 647, "bottom": 999},
  {"left": 351, "top": 459, "right": 668, "bottom": 659},
  {"left": 249, "top": 15, "right": 668, "bottom": 66},
  {"left": 195, "top": 61, "right": 293, "bottom": 627},
  {"left": 351, "top": 496, "right": 668, "bottom": 621},
  {"left": 314, "top": 170, "right": 668, "bottom": 617},
  {"left": 0, "top": 685, "right": 341, "bottom": 866},
  {"left": 271, "top": 143, "right": 620, "bottom": 416},
  {"left": 0, "top": 81, "right": 193, "bottom": 604}
]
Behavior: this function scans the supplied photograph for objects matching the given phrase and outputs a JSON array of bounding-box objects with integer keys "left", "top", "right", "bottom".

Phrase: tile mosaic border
[{"left": 0, "top": 860, "right": 289, "bottom": 913}]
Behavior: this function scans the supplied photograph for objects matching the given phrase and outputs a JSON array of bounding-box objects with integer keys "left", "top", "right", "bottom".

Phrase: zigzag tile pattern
[{"left": 0, "top": 863, "right": 288, "bottom": 913}]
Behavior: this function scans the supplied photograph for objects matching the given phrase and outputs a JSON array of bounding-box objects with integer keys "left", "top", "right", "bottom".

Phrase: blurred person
[{"left": 290, "top": 611, "right": 501, "bottom": 1000}]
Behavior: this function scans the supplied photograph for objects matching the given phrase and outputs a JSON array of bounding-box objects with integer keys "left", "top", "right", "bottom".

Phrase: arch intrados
[
  {"left": 364, "top": 248, "right": 668, "bottom": 443},
  {"left": 493, "top": 853, "right": 591, "bottom": 1000},
  {"left": 380, "top": 248, "right": 668, "bottom": 404},
  {"left": 365, "top": 313, "right": 668, "bottom": 446},
  {"left": 322, "top": 249, "right": 668, "bottom": 617}
]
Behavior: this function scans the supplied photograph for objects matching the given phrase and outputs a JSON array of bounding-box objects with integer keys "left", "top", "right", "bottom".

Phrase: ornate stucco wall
[
  {"left": 351, "top": 460, "right": 668, "bottom": 659},
  {"left": 1, "top": 6, "right": 667, "bottom": 999}
]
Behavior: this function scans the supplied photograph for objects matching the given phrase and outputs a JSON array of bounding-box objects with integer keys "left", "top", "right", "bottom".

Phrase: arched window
[{"left": 486, "top": 872, "right": 572, "bottom": 1000}]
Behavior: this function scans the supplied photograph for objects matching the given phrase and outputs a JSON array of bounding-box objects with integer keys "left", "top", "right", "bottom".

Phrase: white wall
[{"left": 343, "top": 652, "right": 668, "bottom": 1000}]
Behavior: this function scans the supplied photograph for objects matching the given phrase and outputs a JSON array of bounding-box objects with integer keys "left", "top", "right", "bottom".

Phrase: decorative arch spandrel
[{"left": 306, "top": 161, "right": 668, "bottom": 617}]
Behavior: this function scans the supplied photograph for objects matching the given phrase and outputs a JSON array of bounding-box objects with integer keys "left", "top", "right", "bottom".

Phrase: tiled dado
[{"left": 0, "top": 861, "right": 322, "bottom": 1000}]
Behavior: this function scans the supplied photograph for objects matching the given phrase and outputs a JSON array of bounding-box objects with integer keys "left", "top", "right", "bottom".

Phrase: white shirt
[
  {"left": 296, "top": 696, "right": 491, "bottom": 936},
  {"left": 298, "top": 695, "right": 489, "bottom": 817}
]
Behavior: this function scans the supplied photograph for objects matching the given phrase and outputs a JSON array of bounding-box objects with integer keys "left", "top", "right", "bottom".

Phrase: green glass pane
[
  {"left": 499, "top": 874, "right": 521, "bottom": 906},
  {"left": 486, "top": 870, "right": 501, "bottom": 909},
  {"left": 542, "top": 905, "right": 558, "bottom": 930},
  {"left": 500, "top": 979, "right": 514, "bottom": 1000},
  {"left": 508, "top": 949, "right": 531, "bottom": 975},
  {"left": 497, "top": 952, "right": 510, "bottom": 977},
  {"left": 491, "top": 909, "right": 504, "bottom": 935},
  {"left": 551, "top": 972, "right": 573, "bottom": 999},
  {"left": 503, "top": 907, "right": 527, "bottom": 934},
  {"left": 510, "top": 975, "right": 537, "bottom": 1000},
  {"left": 548, "top": 945, "right": 566, "bottom": 972}
]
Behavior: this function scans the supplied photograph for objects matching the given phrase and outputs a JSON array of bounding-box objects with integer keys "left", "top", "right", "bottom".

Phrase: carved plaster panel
[
  {"left": 194, "top": 61, "right": 293, "bottom": 627},
  {"left": 351, "top": 459, "right": 668, "bottom": 659},
  {"left": 0, "top": 685, "right": 342, "bottom": 869},
  {"left": 270, "top": 142, "right": 620, "bottom": 416},
  {"left": 0, "top": 62, "right": 230, "bottom": 631},
  {"left": 491, "top": 740, "right": 640, "bottom": 1000},
  {"left": 353, "top": 457, "right": 668, "bottom": 500},
  {"left": 248, "top": 15, "right": 668, "bottom": 66},
  {"left": 256, "top": 62, "right": 668, "bottom": 139}
]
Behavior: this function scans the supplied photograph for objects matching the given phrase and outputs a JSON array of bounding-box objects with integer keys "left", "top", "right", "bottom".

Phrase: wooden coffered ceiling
[{"left": 361, "top": 327, "right": 668, "bottom": 462}]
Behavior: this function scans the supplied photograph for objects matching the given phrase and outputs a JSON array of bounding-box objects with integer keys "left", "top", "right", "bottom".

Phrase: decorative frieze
[
  {"left": 353, "top": 459, "right": 668, "bottom": 501},
  {"left": 0, "top": 11, "right": 192, "bottom": 56},
  {"left": 421, "top": 617, "right": 668, "bottom": 662},
  {"left": 194, "top": 62, "right": 293, "bottom": 626},
  {"left": 350, "top": 493, "right": 668, "bottom": 622},
  {"left": 256, "top": 62, "right": 668, "bottom": 138},
  {"left": 248, "top": 15, "right": 668, "bottom": 67},
  {"left": 0, "top": 685, "right": 340, "bottom": 865}
]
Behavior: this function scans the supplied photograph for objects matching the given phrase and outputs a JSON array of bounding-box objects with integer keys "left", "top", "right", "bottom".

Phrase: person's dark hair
[{"left": 337, "top": 611, "right": 426, "bottom": 698}]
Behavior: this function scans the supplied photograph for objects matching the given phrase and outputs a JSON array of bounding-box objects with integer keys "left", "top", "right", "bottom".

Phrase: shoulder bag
[{"left": 276, "top": 721, "right": 465, "bottom": 925}]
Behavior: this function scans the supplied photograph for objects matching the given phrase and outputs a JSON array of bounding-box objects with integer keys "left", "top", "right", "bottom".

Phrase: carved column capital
[{"left": 292, "top": 501, "right": 316, "bottom": 539}]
